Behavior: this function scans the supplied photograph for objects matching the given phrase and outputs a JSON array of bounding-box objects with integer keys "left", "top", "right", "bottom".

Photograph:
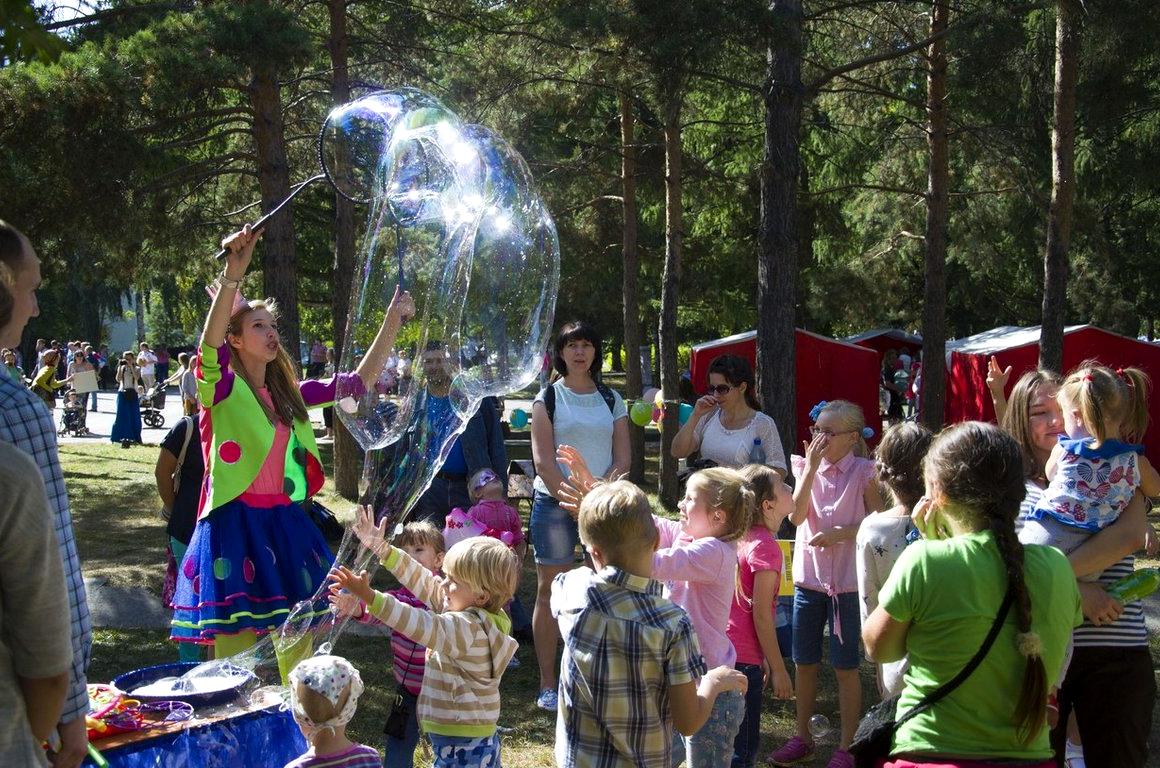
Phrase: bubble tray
[{"left": 112, "top": 662, "right": 255, "bottom": 708}]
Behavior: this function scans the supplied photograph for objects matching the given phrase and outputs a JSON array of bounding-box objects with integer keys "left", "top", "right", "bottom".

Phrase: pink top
[
  {"left": 465, "top": 499, "right": 525, "bottom": 546},
  {"left": 246, "top": 388, "right": 291, "bottom": 496},
  {"left": 790, "top": 452, "right": 875, "bottom": 595},
  {"left": 727, "top": 526, "right": 783, "bottom": 666},
  {"left": 652, "top": 516, "right": 738, "bottom": 668}
]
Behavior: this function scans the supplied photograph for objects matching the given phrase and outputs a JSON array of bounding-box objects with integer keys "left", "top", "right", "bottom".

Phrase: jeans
[
  {"left": 89, "top": 390, "right": 98, "bottom": 411},
  {"left": 731, "top": 663, "right": 766, "bottom": 768},
  {"left": 383, "top": 689, "right": 421, "bottom": 768},
  {"left": 529, "top": 491, "right": 579, "bottom": 565},
  {"left": 672, "top": 689, "right": 746, "bottom": 768}
]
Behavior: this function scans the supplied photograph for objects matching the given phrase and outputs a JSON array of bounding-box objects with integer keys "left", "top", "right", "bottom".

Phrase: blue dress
[{"left": 110, "top": 388, "right": 142, "bottom": 443}]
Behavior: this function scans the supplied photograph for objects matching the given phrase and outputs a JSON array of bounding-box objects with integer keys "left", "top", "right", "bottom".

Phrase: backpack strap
[{"left": 540, "top": 382, "right": 617, "bottom": 424}]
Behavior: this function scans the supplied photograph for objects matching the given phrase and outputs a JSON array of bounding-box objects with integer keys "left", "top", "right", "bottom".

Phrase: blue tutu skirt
[
  {"left": 170, "top": 497, "right": 334, "bottom": 644},
  {"left": 110, "top": 390, "right": 142, "bottom": 443}
]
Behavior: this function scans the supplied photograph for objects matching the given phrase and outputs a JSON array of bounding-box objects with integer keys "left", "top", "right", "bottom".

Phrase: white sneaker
[{"left": 535, "top": 688, "right": 558, "bottom": 711}]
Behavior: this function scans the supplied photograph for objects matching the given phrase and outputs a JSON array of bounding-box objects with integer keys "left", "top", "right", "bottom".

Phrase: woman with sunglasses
[{"left": 672, "top": 355, "right": 787, "bottom": 476}]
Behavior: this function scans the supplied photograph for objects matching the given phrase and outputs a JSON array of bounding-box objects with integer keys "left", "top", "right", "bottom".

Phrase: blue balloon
[{"left": 510, "top": 408, "right": 529, "bottom": 429}]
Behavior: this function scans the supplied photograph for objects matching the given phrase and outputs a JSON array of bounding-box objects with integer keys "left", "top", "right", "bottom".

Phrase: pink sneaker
[
  {"left": 826, "top": 749, "right": 855, "bottom": 768},
  {"left": 769, "top": 736, "right": 815, "bottom": 766}
]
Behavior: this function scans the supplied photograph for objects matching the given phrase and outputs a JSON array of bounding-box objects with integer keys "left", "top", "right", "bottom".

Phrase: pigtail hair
[
  {"left": 1118, "top": 367, "right": 1151, "bottom": 443},
  {"left": 925, "top": 421, "right": 1047, "bottom": 745}
]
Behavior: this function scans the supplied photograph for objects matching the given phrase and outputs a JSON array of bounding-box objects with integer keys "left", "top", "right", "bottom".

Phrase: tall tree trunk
[
  {"left": 620, "top": 91, "right": 645, "bottom": 484},
  {"left": 658, "top": 80, "right": 683, "bottom": 508},
  {"left": 327, "top": 0, "right": 361, "bottom": 498},
  {"left": 249, "top": 66, "right": 301, "bottom": 362},
  {"left": 1040, "top": 0, "right": 1081, "bottom": 373},
  {"left": 757, "top": 0, "right": 804, "bottom": 469},
  {"left": 920, "top": 0, "right": 949, "bottom": 431}
]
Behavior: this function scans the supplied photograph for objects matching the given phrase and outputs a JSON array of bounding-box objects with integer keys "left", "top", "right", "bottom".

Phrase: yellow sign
[{"left": 777, "top": 539, "right": 794, "bottom": 596}]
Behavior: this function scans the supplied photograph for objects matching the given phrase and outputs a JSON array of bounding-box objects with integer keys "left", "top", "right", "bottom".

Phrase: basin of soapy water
[{"left": 112, "top": 662, "right": 256, "bottom": 708}]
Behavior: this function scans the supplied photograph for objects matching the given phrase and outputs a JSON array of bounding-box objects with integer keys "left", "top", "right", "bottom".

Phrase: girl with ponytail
[
  {"left": 171, "top": 225, "right": 414, "bottom": 670},
  {"left": 862, "top": 422, "right": 1081, "bottom": 766}
]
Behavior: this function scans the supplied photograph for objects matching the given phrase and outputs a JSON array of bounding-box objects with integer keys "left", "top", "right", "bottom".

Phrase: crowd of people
[{"left": 2, "top": 217, "right": 1158, "bottom": 768}]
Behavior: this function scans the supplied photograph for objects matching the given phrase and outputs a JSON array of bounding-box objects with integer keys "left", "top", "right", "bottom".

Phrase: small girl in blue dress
[{"left": 1021, "top": 361, "right": 1159, "bottom": 563}]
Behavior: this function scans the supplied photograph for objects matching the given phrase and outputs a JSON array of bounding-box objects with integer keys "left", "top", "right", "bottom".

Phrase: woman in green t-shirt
[{"left": 863, "top": 422, "right": 1082, "bottom": 767}]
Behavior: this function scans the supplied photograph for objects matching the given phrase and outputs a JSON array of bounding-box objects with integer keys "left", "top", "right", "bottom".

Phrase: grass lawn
[{"left": 61, "top": 441, "right": 1160, "bottom": 766}]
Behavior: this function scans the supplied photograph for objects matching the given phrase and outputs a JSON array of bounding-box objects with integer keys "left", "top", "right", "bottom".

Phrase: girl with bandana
[{"left": 285, "top": 655, "right": 380, "bottom": 768}]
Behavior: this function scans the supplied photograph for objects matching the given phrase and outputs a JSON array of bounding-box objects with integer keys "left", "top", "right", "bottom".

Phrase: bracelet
[{"left": 218, "top": 272, "right": 242, "bottom": 290}]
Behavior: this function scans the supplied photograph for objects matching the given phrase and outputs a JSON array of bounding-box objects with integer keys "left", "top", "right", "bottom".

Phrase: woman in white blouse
[{"left": 672, "top": 354, "right": 786, "bottom": 476}]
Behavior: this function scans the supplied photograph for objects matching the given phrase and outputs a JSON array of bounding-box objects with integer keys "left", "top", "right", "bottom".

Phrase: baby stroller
[
  {"left": 141, "top": 383, "right": 167, "bottom": 429},
  {"left": 58, "top": 398, "right": 90, "bottom": 437}
]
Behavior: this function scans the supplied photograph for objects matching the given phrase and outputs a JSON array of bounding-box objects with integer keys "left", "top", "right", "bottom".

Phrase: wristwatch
[{"left": 218, "top": 272, "right": 242, "bottom": 290}]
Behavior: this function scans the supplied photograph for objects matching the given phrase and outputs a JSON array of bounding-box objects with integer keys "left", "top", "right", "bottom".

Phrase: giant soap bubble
[{"left": 332, "top": 91, "right": 557, "bottom": 481}]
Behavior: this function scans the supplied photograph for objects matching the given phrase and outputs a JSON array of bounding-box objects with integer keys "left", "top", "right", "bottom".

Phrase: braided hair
[
  {"left": 923, "top": 421, "right": 1046, "bottom": 744},
  {"left": 875, "top": 422, "right": 934, "bottom": 510}
]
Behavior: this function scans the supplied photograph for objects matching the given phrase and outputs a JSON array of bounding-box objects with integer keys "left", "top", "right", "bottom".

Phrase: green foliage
[{"left": 2, "top": 0, "right": 1158, "bottom": 364}]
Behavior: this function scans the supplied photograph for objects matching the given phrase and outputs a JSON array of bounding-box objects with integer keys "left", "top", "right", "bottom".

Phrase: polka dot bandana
[{"left": 288, "top": 655, "right": 364, "bottom": 739}]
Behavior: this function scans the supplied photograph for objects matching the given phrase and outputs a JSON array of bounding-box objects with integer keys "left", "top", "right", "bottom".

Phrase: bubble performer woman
[{"left": 170, "top": 225, "right": 414, "bottom": 668}]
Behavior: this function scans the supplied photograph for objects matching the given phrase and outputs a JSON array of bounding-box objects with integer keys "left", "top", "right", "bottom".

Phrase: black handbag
[
  {"left": 305, "top": 499, "right": 345, "bottom": 540},
  {"left": 848, "top": 586, "right": 1015, "bottom": 768}
]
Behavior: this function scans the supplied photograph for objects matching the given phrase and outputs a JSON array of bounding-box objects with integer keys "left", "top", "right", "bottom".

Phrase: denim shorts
[
  {"left": 529, "top": 491, "right": 580, "bottom": 566},
  {"left": 791, "top": 586, "right": 861, "bottom": 669}
]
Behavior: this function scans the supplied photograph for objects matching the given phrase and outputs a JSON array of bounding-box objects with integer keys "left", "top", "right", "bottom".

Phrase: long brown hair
[
  {"left": 708, "top": 354, "right": 762, "bottom": 411},
  {"left": 924, "top": 421, "right": 1046, "bottom": 744},
  {"left": 226, "top": 299, "right": 307, "bottom": 426},
  {"left": 999, "top": 369, "right": 1063, "bottom": 485}
]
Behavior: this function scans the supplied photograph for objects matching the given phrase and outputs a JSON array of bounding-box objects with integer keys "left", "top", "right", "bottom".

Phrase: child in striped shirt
[
  {"left": 331, "top": 521, "right": 446, "bottom": 768},
  {"left": 330, "top": 507, "right": 520, "bottom": 768}
]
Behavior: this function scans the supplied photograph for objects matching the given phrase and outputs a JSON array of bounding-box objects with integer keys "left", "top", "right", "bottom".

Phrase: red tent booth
[
  {"left": 688, "top": 329, "right": 883, "bottom": 452},
  {"left": 944, "top": 324, "right": 1160, "bottom": 464}
]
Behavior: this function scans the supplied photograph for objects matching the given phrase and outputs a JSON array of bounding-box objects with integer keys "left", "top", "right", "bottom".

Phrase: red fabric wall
[
  {"left": 943, "top": 327, "right": 1160, "bottom": 464},
  {"left": 689, "top": 330, "right": 884, "bottom": 452}
]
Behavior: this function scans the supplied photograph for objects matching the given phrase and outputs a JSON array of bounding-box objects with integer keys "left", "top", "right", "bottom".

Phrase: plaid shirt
[
  {"left": 552, "top": 565, "right": 707, "bottom": 768},
  {"left": 0, "top": 377, "right": 91, "bottom": 723}
]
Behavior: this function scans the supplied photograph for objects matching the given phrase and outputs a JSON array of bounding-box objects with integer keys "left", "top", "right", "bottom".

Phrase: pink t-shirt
[
  {"left": 727, "top": 526, "right": 783, "bottom": 666},
  {"left": 790, "top": 452, "right": 875, "bottom": 595},
  {"left": 466, "top": 498, "right": 525, "bottom": 546},
  {"left": 652, "top": 516, "right": 738, "bottom": 668},
  {"left": 246, "top": 388, "right": 291, "bottom": 496}
]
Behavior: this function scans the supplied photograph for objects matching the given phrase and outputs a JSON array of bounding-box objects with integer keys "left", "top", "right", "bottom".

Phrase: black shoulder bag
[{"left": 849, "top": 585, "right": 1015, "bottom": 768}]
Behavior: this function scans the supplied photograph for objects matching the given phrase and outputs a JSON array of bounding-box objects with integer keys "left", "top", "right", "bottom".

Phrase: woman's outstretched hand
[
  {"left": 386, "top": 285, "right": 416, "bottom": 328},
  {"left": 219, "top": 224, "right": 262, "bottom": 279}
]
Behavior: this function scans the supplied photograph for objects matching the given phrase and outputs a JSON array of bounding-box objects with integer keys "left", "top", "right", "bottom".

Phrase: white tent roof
[
  {"left": 691, "top": 329, "right": 872, "bottom": 354},
  {"left": 945, "top": 324, "right": 1090, "bottom": 362}
]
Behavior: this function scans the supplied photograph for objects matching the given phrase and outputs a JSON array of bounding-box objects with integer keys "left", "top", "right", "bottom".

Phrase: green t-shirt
[{"left": 880, "top": 530, "right": 1082, "bottom": 760}]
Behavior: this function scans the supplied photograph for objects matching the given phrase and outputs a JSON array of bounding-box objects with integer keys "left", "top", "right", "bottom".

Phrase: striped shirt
[
  {"left": 368, "top": 548, "right": 517, "bottom": 738},
  {"left": 357, "top": 587, "right": 428, "bottom": 695},
  {"left": 283, "top": 743, "right": 381, "bottom": 767},
  {"left": 1020, "top": 483, "right": 1146, "bottom": 648},
  {"left": 552, "top": 565, "right": 708, "bottom": 768},
  {"left": 0, "top": 377, "right": 92, "bottom": 723}
]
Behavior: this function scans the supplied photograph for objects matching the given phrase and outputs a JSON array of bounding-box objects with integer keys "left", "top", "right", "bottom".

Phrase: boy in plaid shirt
[{"left": 552, "top": 480, "right": 748, "bottom": 767}]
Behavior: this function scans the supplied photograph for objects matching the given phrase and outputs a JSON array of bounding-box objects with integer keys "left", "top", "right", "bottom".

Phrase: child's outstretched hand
[
  {"left": 557, "top": 445, "right": 604, "bottom": 518},
  {"left": 385, "top": 285, "right": 416, "bottom": 327},
  {"left": 329, "top": 589, "right": 366, "bottom": 620},
  {"left": 353, "top": 504, "right": 390, "bottom": 559},
  {"left": 328, "top": 566, "right": 375, "bottom": 605}
]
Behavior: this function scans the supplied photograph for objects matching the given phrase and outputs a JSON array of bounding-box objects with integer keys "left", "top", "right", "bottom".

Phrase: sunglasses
[
  {"left": 809, "top": 426, "right": 855, "bottom": 438},
  {"left": 706, "top": 384, "right": 734, "bottom": 396},
  {"left": 471, "top": 470, "right": 499, "bottom": 491}
]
